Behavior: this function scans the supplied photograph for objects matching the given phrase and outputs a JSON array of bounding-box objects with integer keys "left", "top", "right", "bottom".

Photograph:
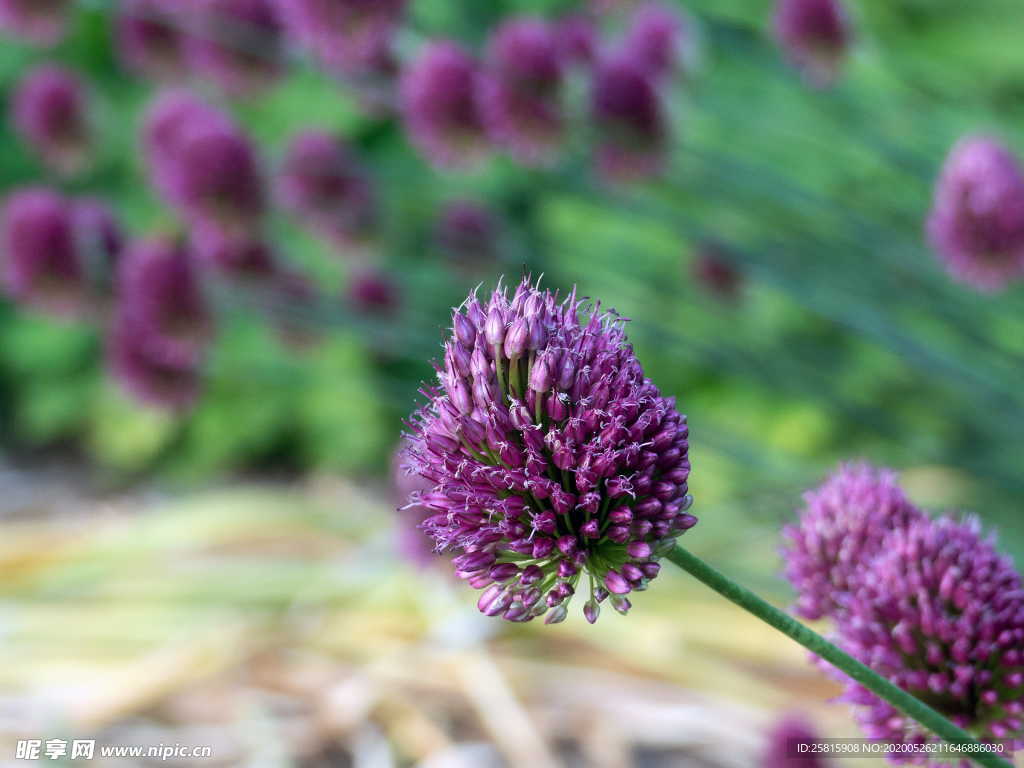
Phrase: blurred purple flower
[
  {"left": 347, "top": 268, "right": 399, "bottom": 316},
  {"left": 107, "top": 316, "right": 202, "bottom": 410},
  {"left": 12, "top": 65, "right": 90, "bottom": 175},
  {"left": 1, "top": 187, "right": 84, "bottom": 316},
  {"left": 833, "top": 516, "right": 1024, "bottom": 761},
  {"left": 400, "top": 278, "right": 694, "bottom": 623},
  {"left": 117, "top": 0, "right": 197, "bottom": 81},
  {"left": 399, "top": 41, "right": 489, "bottom": 168},
  {"left": 622, "top": 3, "right": 698, "bottom": 82},
  {"left": 773, "top": 0, "right": 852, "bottom": 88},
  {"left": 591, "top": 54, "right": 667, "bottom": 183},
  {"left": 72, "top": 198, "right": 123, "bottom": 294},
  {"left": 190, "top": 223, "right": 276, "bottom": 280},
  {"left": 187, "top": 0, "right": 286, "bottom": 95},
  {"left": 280, "top": 0, "right": 406, "bottom": 75},
  {"left": 435, "top": 199, "right": 499, "bottom": 268},
  {"left": 0, "top": 0, "right": 71, "bottom": 45},
  {"left": 690, "top": 242, "right": 743, "bottom": 301},
  {"left": 276, "top": 131, "right": 377, "bottom": 245},
  {"left": 926, "top": 136, "right": 1024, "bottom": 292},
  {"left": 763, "top": 715, "right": 833, "bottom": 768},
  {"left": 115, "top": 237, "right": 211, "bottom": 369},
  {"left": 555, "top": 14, "right": 598, "bottom": 66},
  {"left": 142, "top": 90, "right": 228, "bottom": 202},
  {"left": 781, "top": 462, "right": 925, "bottom": 621},
  {"left": 478, "top": 17, "right": 565, "bottom": 166},
  {"left": 392, "top": 442, "right": 440, "bottom": 568}
]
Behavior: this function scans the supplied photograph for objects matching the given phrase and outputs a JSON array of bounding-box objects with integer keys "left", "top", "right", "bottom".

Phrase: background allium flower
[
  {"left": 116, "top": 238, "right": 211, "bottom": 369},
  {"left": 347, "top": 268, "right": 399, "bottom": 316},
  {"left": 591, "top": 55, "right": 667, "bottom": 183},
  {"left": 782, "top": 462, "right": 925, "bottom": 621},
  {"left": 187, "top": 0, "right": 286, "bottom": 95},
  {"left": 399, "top": 41, "right": 489, "bottom": 168},
  {"left": 833, "top": 516, "right": 1024, "bottom": 762},
  {"left": 478, "top": 18, "right": 565, "bottom": 165},
  {"left": 435, "top": 200, "right": 499, "bottom": 268},
  {"left": 400, "top": 278, "right": 694, "bottom": 624},
  {"left": 118, "top": 0, "right": 196, "bottom": 81},
  {"left": 690, "top": 242, "right": 743, "bottom": 301},
  {"left": 277, "top": 131, "right": 377, "bottom": 245},
  {"left": 773, "top": 0, "right": 852, "bottom": 88},
  {"left": 763, "top": 715, "right": 834, "bottom": 768},
  {"left": 622, "top": 3, "right": 698, "bottom": 82},
  {"left": 555, "top": 15, "right": 598, "bottom": 66},
  {"left": 392, "top": 443, "right": 441, "bottom": 568},
  {"left": 107, "top": 317, "right": 201, "bottom": 410},
  {"left": 0, "top": 0, "right": 71, "bottom": 45},
  {"left": 72, "top": 198, "right": 123, "bottom": 294},
  {"left": 280, "top": 0, "right": 406, "bottom": 75},
  {"left": 191, "top": 223, "right": 275, "bottom": 280},
  {"left": 926, "top": 136, "right": 1024, "bottom": 292},
  {"left": 1, "top": 187, "right": 84, "bottom": 316},
  {"left": 12, "top": 66, "right": 90, "bottom": 175}
]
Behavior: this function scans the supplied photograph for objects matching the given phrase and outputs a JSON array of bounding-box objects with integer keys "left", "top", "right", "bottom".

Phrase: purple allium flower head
[
  {"left": 280, "top": 0, "right": 406, "bottom": 75},
  {"left": 72, "top": 198, "right": 123, "bottom": 293},
  {"left": 0, "top": 0, "right": 71, "bottom": 45},
  {"left": 12, "top": 65, "right": 90, "bottom": 175},
  {"left": 782, "top": 462, "right": 925, "bottom": 621},
  {"left": 833, "top": 516, "right": 1024, "bottom": 761},
  {"left": 478, "top": 18, "right": 566, "bottom": 166},
  {"left": 115, "top": 237, "right": 211, "bottom": 369},
  {"left": 348, "top": 268, "right": 399, "bottom": 316},
  {"left": 117, "top": 0, "right": 196, "bottom": 81},
  {"left": 763, "top": 715, "right": 834, "bottom": 768},
  {"left": 399, "top": 41, "right": 489, "bottom": 169},
  {"left": 773, "top": 0, "right": 852, "bottom": 88},
  {"left": 1, "top": 187, "right": 84, "bottom": 316},
  {"left": 622, "top": 3, "right": 698, "bottom": 83},
  {"left": 435, "top": 199, "right": 499, "bottom": 267},
  {"left": 276, "top": 131, "right": 377, "bottom": 245},
  {"left": 107, "top": 314, "right": 202, "bottom": 410},
  {"left": 187, "top": 0, "right": 286, "bottom": 95},
  {"left": 926, "top": 136, "right": 1024, "bottom": 292},
  {"left": 400, "top": 278, "right": 694, "bottom": 623},
  {"left": 690, "top": 242, "right": 743, "bottom": 301},
  {"left": 392, "top": 442, "right": 442, "bottom": 568},
  {"left": 590, "top": 54, "right": 667, "bottom": 183},
  {"left": 190, "top": 223, "right": 276, "bottom": 280},
  {"left": 555, "top": 15, "right": 598, "bottom": 66}
]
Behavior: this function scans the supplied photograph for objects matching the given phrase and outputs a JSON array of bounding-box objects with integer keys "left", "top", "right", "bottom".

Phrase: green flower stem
[{"left": 666, "top": 545, "right": 1014, "bottom": 768}]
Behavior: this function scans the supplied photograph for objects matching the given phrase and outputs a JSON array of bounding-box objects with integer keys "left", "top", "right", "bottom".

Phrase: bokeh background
[{"left": 1, "top": 0, "right": 1023, "bottom": 765}]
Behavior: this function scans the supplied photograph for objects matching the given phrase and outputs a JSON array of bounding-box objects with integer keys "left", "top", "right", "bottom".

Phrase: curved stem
[{"left": 666, "top": 546, "right": 1014, "bottom": 768}]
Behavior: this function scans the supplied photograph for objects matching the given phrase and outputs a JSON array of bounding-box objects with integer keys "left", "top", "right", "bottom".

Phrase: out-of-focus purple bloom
[
  {"left": 781, "top": 462, "right": 925, "bottom": 621},
  {"left": 926, "top": 136, "right": 1024, "bottom": 292},
  {"left": 12, "top": 66, "right": 90, "bottom": 175},
  {"left": 591, "top": 54, "right": 667, "bottom": 183},
  {"left": 399, "top": 41, "right": 489, "bottom": 168},
  {"left": 690, "top": 242, "right": 743, "bottom": 301},
  {"left": 0, "top": 0, "right": 71, "bottom": 45},
  {"left": 622, "top": 3, "right": 698, "bottom": 82},
  {"left": 555, "top": 15, "right": 598, "bottom": 66},
  {"left": 117, "top": 0, "right": 196, "bottom": 81},
  {"left": 478, "top": 17, "right": 565, "bottom": 166},
  {"left": 347, "top": 268, "right": 399, "bottom": 316},
  {"left": 773, "top": 0, "right": 851, "bottom": 88},
  {"left": 72, "top": 198, "right": 123, "bottom": 294},
  {"left": 435, "top": 199, "right": 499, "bottom": 268},
  {"left": 276, "top": 131, "right": 377, "bottom": 245},
  {"left": 392, "top": 442, "right": 441, "bottom": 568},
  {"left": 1, "top": 187, "right": 84, "bottom": 316},
  {"left": 115, "top": 237, "right": 211, "bottom": 369},
  {"left": 142, "top": 90, "right": 227, "bottom": 203},
  {"left": 187, "top": 0, "right": 286, "bottom": 95},
  {"left": 763, "top": 715, "right": 834, "bottom": 768},
  {"left": 280, "top": 0, "right": 406, "bottom": 75},
  {"left": 833, "top": 516, "right": 1024, "bottom": 761},
  {"left": 191, "top": 223, "right": 276, "bottom": 280},
  {"left": 107, "top": 316, "right": 201, "bottom": 410},
  {"left": 400, "top": 278, "right": 694, "bottom": 623}
]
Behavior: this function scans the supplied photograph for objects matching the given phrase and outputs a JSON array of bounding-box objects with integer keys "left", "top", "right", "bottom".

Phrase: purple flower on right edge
[
  {"left": 926, "top": 136, "right": 1024, "bottom": 292},
  {"left": 783, "top": 463, "right": 1024, "bottom": 765}
]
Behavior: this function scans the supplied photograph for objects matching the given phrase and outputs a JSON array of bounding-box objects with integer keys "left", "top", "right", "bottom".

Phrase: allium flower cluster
[
  {"left": 280, "top": 0, "right": 407, "bottom": 75},
  {"left": 347, "top": 268, "right": 399, "bottom": 316},
  {"left": 190, "top": 223, "right": 275, "bottom": 280},
  {"left": 478, "top": 18, "right": 566, "bottom": 166},
  {"left": 117, "top": 0, "right": 196, "bottom": 81},
  {"left": 835, "top": 516, "right": 1024, "bottom": 762},
  {"left": 773, "top": 0, "right": 852, "bottom": 88},
  {"left": 555, "top": 15, "right": 597, "bottom": 66},
  {"left": 142, "top": 90, "right": 264, "bottom": 237},
  {"left": 926, "top": 136, "right": 1024, "bottom": 292},
  {"left": 392, "top": 443, "right": 441, "bottom": 569},
  {"left": 187, "top": 0, "right": 286, "bottom": 95},
  {"left": 399, "top": 41, "right": 489, "bottom": 169},
  {"left": 782, "top": 463, "right": 925, "bottom": 621},
  {"left": 763, "top": 715, "right": 833, "bottom": 768},
  {"left": 622, "top": 3, "right": 698, "bottom": 83},
  {"left": 277, "top": 131, "right": 377, "bottom": 246},
  {"left": 400, "top": 279, "right": 694, "bottom": 624},
  {"left": 0, "top": 0, "right": 71, "bottom": 45},
  {"left": 12, "top": 65, "right": 90, "bottom": 175},
  {"left": 109, "top": 238, "right": 210, "bottom": 408}
]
